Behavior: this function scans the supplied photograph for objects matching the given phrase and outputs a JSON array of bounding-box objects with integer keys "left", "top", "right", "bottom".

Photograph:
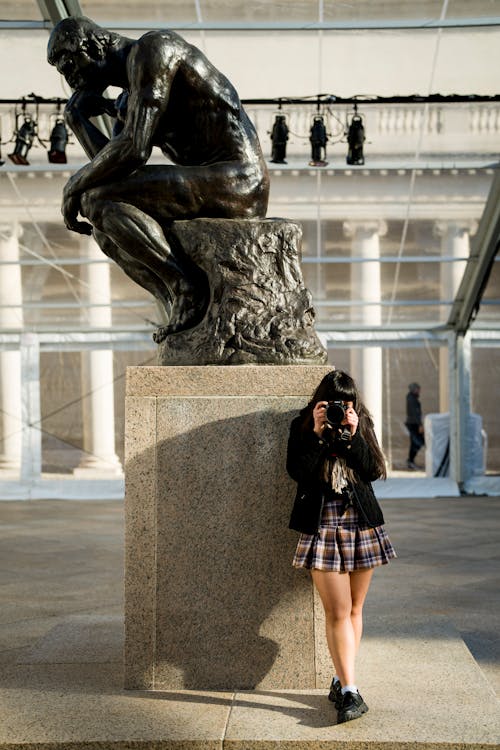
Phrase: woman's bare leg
[
  {"left": 311, "top": 570, "right": 355, "bottom": 686},
  {"left": 311, "top": 567, "right": 374, "bottom": 687},
  {"left": 350, "top": 568, "right": 374, "bottom": 653}
]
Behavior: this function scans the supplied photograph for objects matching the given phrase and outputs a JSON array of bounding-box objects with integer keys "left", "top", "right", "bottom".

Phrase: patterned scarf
[{"left": 324, "top": 456, "right": 356, "bottom": 493}]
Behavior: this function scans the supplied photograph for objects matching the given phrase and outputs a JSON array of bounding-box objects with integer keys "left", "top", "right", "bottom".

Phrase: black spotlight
[
  {"left": 8, "top": 116, "right": 36, "bottom": 165},
  {"left": 270, "top": 113, "right": 289, "bottom": 163},
  {"left": 309, "top": 115, "right": 328, "bottom": 167},
  {"left": 48, "top": 118, "right": 68, "bottom": 163},
  {"left": 346, "top": 111, "right": 365, "bottom": 165}
]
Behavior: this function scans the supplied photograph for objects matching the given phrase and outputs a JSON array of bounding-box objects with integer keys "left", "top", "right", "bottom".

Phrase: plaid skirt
[{"left": 293, "top": 491, "right": 396, "bottom": 573}]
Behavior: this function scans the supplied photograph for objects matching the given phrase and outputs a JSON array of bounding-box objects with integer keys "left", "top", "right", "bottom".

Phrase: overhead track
[{"left": 36, "top": 0, "right": 84, "bottom": 26}]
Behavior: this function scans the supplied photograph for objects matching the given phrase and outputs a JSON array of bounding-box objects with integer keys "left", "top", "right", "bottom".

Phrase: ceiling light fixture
[
  {"left": 8, "top": 101, "right": 37, "bottom": 166},
  {"left": 309, "top": 114, "right": 328, "bottom": 167},
  {"left": 270, "top": 101, "right": 289, "bottom": 164},
  {"left": 48, "top": 117, "right": 68, "bottom": 163},
  {"left": 8, "top": 116, "right": 36, "bottom": 165},
  {"left": 346, "top": 104, "right": 365, "bottom": 165}
]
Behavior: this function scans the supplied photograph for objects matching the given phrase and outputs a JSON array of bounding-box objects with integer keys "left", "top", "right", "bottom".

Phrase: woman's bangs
[{"left": 332, "top": 388, "right": 356, "bottom": 403}]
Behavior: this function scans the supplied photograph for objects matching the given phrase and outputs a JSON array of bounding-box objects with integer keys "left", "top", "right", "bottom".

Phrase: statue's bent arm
[
  {"left": 65, "top": 90, "right": 113, "bottom": 160},
  {"left": 62, "top": 39, "right": 181, "bottom": 230}
]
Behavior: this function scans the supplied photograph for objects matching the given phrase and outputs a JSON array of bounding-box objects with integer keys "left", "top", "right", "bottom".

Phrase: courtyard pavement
[{"left": 0, "top": 496, "right": 499, "bottom": 748}]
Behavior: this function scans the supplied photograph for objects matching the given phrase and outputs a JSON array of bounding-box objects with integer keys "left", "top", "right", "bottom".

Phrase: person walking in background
[
  {"left": 406, "top": 382, "right": 424, "bottom": 470},
  {"left": 286, "top": 370, "right": 396, "bottom": 724}
]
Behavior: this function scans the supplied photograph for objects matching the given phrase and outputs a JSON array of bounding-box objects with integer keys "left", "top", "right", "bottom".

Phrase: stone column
[
  {"left": 74, "top": 237, "right": 122, "bottom": 477},
  {"left": 344, "top": 220, "right": 386, "bottom": 443},
  {"left": 0, "top": 222, "right": 23, "bottom": 473},
  {"left": 434, "top": 221, "right": 477, "bottom": 412}
]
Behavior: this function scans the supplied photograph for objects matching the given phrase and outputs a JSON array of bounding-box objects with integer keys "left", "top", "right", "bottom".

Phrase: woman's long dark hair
[{"left": 300, "top": 369, "right": 387, "bottom": 479}]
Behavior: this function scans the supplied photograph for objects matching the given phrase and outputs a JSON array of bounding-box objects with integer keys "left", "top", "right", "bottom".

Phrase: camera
[
  {"left": 325, "top": 401, "right": 351, "bottom": 442},
  {"left": 325, "top": 401, "right": 346, "bottom": 426}
]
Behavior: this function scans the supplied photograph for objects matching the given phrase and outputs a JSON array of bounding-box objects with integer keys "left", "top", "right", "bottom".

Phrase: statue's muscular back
[{"left": 127, "top": 30, "right": 265, "bottom": 168}]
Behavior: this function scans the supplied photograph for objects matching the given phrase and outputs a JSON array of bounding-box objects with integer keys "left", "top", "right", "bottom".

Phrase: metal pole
[
  {"left": 450, "top": 330, "right": 471, "bottom": 492},
  {"left": 20, "top": 333, "right": 42, "bottom": 483}
]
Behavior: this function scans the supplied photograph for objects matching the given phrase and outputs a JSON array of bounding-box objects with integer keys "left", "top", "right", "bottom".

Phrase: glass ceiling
[{"left": 0, "top": 1, "right": 499, "bottom": 336}]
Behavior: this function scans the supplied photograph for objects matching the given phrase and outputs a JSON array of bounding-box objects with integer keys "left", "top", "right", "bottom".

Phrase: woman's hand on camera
[
  {"left": 342, "top": 404, "right": 359, "bottom": 436},
  {"left": 313, "top": 401, "right": 328, "bottom": 437}
]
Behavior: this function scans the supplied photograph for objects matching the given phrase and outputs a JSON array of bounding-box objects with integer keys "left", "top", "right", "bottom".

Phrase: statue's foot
[
  {"left": 152, "top": 325, "right": 172, "bottom": 344},
  {"left": 153, "top": 278, "right": 208, "bottom": 343},
  {"left": 152, "top": 305, "right": 201, "bottom": 344},
  {"left": 154, "top": 317, "right": 191, "bottom": 344}
]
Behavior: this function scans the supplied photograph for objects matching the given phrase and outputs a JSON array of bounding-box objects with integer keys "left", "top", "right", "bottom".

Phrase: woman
[{"left": 286, "top": 369, "right": 396, "bottom": 724}]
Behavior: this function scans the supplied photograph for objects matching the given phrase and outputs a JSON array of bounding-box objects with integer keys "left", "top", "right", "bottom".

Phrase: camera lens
[{"left": 325, "top": 401, "right": 345, "bottom": 426}]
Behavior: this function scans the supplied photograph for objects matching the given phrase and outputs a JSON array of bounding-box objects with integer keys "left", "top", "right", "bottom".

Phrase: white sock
[
  {"left": 341, "top": 684, "right": 358, "bottom": 695},
  {"left": 333, "top": 675, "right": 340, "bottom": 685}
]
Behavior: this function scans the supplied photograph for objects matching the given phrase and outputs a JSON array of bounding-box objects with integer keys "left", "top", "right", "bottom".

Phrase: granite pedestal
[{"left": 124, "top": 365, "right": 332, "bottom": 690}]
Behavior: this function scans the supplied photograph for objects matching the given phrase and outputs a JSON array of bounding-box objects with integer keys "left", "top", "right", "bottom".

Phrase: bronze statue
[
  {"left": 48, "top": 17, "right": 326, "bottom": 364},
  {"left": 47, "top": 16, "right": 269, "bottom": 333}
]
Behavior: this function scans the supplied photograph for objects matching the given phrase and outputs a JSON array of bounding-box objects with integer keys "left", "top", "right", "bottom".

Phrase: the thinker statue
[
  {"left": 48, "top": 17, "right": 326, "bottom": 364},
  {"left": 47, "top": 17, "right": 269, "bottom": 329}
]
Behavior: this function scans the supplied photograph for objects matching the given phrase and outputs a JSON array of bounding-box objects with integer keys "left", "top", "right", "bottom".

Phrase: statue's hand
[
  {"left": 66, "top": 89, "right": 116, "bottom": 121},
  {"left": 62, "top": 188, "right": 92, "bottom": 236}
]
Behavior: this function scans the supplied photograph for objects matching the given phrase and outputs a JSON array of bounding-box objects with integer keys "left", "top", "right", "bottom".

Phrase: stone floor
[{"left": 0, "top": 496, "right": 499, "bottom": 749}]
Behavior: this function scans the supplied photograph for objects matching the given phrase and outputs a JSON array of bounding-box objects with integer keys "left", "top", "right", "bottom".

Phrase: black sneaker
[
  {"left": 328, "top": 677, "right": 342, "bottom": 709},
  {"left": 337, "top": 690, "right": 369, "bottom": 724}
]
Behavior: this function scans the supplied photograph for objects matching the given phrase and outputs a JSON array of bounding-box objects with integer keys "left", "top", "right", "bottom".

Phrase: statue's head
[{"left": 47, "top": 16, "right": 118, "bottom": 89}]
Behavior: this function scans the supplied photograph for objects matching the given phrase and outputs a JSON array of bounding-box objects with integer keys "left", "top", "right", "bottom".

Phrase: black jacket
[
  {"left": 286, "top": 415, "right": 385, "bottom": 534},
  {"left": 406, "top": 391, "right": 422, "bottom": 426}
]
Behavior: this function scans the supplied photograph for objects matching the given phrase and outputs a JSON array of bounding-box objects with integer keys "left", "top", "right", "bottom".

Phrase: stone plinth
[{"left": 124, "top": 364, "right": 332, "bottom": 690}]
